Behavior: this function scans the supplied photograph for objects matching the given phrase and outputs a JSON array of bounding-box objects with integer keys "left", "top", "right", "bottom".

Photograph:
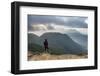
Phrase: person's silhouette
[{"left": 44, "top": 39, "right": 49, "bottom": 52}]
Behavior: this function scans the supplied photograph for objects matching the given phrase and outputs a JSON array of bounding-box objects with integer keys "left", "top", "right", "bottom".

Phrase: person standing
[{"left": 44, "top": 39, "right": 49, "bottom": 53}]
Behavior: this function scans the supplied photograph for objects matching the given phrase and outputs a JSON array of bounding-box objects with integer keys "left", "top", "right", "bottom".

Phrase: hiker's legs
[
  {"left": 45, "top": 47, "right": 46, "bottom": 51},
  {"left": 46, "top": 47, "right": 49, "bottom": 53},
  {"left": 44, "top": 46, "right": 49, "bottom": 53}
]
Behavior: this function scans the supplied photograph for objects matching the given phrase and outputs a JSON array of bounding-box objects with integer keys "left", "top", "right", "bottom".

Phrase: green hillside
[{"left": 28, "top": 43, "right": 66, "bottom": 55}]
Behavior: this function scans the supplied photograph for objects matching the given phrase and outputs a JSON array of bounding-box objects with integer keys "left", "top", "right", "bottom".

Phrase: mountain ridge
[{"left": 28, "top": 32, "right": 87, "bottom": 54}]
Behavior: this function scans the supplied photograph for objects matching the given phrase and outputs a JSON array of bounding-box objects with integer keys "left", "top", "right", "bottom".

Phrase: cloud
[
  {"left": 28, "top": 15, "right": 88, "bottom": 31},
  {"left": 29, "top": 24, "right": 54, "bottom": 31},
  {"left": 28, "top": 15, "right": 64, "bottom": 26},
  {"left": 65, "top": 17, "right": 88, "bottom": 28}
]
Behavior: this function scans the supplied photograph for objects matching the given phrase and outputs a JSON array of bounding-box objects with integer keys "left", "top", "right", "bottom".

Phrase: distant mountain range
[
  {"left": 65, "top": 29, "right": 88, "bottom": 49},
  {"left": 28, "top": 32, "right": 87, "bottom": 54}
]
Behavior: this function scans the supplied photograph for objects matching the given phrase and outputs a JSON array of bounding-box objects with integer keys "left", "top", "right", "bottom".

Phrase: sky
[{"left": 28, "top": 15, "right": 88, "bottom": 36}]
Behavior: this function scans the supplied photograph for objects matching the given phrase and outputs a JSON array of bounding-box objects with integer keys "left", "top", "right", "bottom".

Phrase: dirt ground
[{"left": 28, "top": 51, "right": 88, "bottom": 61}]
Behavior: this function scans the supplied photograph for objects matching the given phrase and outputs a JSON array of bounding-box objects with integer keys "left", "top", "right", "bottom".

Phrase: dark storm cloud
[
  {"left": 65, "top": 17, "right": 88, "bottom": 28},
  {"left": 28, "top": 15, "right": 64, "bottom": 26},
  {"left": 28, "top": 15, "right": 88, "bottom": 31}
]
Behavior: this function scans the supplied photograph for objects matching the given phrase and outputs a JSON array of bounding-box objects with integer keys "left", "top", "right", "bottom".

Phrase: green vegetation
[
  {"left": 28, "top": 43, "right": 44, "bottom": 54},
  {"left": 28, "top": 43, "right": 66, "bottom": 55}
]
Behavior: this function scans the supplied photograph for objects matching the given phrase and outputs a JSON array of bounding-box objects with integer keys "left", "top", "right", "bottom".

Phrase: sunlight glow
[
  {"left": 32, "top": 24, "right": 48, "bottom": 31},
  {"left": 30, "top": 24, "right": 87, "bottom": 36}
]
